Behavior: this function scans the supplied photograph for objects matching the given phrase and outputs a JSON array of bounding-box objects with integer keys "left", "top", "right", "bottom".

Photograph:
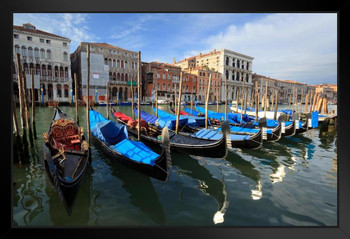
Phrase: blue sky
[{"left": 13, "top": 13, "right": 337, "bottom": 85}]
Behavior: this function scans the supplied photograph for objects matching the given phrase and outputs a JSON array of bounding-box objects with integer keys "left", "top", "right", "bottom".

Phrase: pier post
[
  {"left": 15, "top": 54, "right": 28, "bottom": 150},
  {"left": 205, "top": 73, "right": 212, "bottom": 129},
  {"left": 130, "top": 77, "right": 134, "bottom": 118},
  {"left": 74, "top": 73, "right": 79, "bottom": 124},
  {"left": 23, "top": 70, "right": 34, "bottom": 146},
  {"left": 137, "top": 51, "right": 141, "bottom": 140},
  {"left": 175, "top": 71, "right": 183, "bottom": 134},
  {"left": 274, "top": 89, "right": 279, "bottom": 120},
  {"left": 86, "top": 44, "right": 91, "bottom": 146},
  {"left": 31, "top": 69, "right": 37, "bottom": 139}
]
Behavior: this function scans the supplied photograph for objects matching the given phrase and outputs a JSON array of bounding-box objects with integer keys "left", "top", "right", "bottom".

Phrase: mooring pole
[
  {"left": 205, "top": 73, "right": 212, "bottom": 129},
  {"left": 23, "top": 70, "right": 33, "bottom": 146},
  {"left": 31, "top": 69, "right": 37, "bottom": 139},
  {"left": 106, "top": 82, "right": 109, "bottom": 119},
  {"left": 137, "top": 51, "right": 141, "bottom": 140},
  {"left": 175, "top": 71, "right": 183, "bottom": 134},
  {"left": 15, "top": 54, "right": 27, "bottom": 147},
  {"left": 274, "top": 89, "right": 279, "bottom": 120},
  {"left": 74, "top": 73, "right": 79, "bottom": 124},
  {"left": 86, "top": 44, "right": 91, "bottom": 146},
  {"left": 225, "top": 76, "right": 228, "bottom": 121},
  {"left": 130, "top": 77, "right": 134, "bottom": 118}
]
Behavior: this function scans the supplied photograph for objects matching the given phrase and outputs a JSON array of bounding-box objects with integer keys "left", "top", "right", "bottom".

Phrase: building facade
[
  {"left": 70, "top": 42, "right": 139, "bottom": 102},
  {"left": 175, "top": 48, "right": 254, "bottom": 102},
  {"left": 142, "top": 61, "right": 182, "bottom": 102},
  {"left": 185, "top": 67, "right": 222, "bottom": 103},
  {"left": 13, "top": 23, "right": 72, "bottom": 103},
  {"left": 252, "top": 74, "right": 309, "bottom": 104}
]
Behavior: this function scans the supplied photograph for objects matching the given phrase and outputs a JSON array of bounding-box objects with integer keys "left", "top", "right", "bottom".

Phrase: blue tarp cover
[
  {"left": 136, "top": 108, "right": 188, "bottom": 130},
  {"left": 109, "top": 139, "right": 159, "bottom": 166},
  {"left": 312, "top": 111, "right": 319, "bottom": 128},
  {"left": 184, "top": 108, "right": 200, "bottom": 116},
  {"left": 192, "top": 129, "right": 223, "bottom": 140},
  {"left": 154, "top": 108, "right": 206, "bottom": 127},
  {"left": 90, "top": 110, "right": 158, "bottom": 166},
  {"left": 195, "top": 106, "right": 254, "bottom": 124}
]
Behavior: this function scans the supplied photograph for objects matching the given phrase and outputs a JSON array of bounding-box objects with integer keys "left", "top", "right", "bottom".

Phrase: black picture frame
[{"left": 3, "top": 0, "right": 349, "bottom": 238}]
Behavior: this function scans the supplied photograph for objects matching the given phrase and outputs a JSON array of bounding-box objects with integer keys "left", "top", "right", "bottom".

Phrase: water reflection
[
  {"left": 224, "top": 152, "right": 262, "bottom": 200},
  {"left": 101, "top": 155, "right": 166, "bottom": 226},
  {"left": 173, "top": 153, "right": 229, "bottom": 224},
  {"left": 45, "top": 169, "right": 92, "bottom": 226},
  {"left": 13, "top": 162, "right": 46, "bottom": 226}
]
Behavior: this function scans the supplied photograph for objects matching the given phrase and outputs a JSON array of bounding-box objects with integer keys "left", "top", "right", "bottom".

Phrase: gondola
[
  {"left": 43, "top": 107, "right": 90, "bottom": 215},
  {"left": 89, "top": 108, "right": 171, "bottom": 181},
  {"left": 134, "top": 107, "right": 263, "bottom": 150},
  {"left": 181, "top": 106, "right": 282, "bottom": 142},
  {"left": 111, "top": 108, "right": 230, "bottom": 158}
]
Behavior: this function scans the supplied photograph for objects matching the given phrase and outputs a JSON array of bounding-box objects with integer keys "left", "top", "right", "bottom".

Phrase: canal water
[{"left": 12, "top": 104, "right": 337, "bottom": 227}]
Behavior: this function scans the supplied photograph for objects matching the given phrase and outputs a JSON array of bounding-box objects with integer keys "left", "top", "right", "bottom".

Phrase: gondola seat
[{"left": 49, "top": 119, "right": 81, "bottom": 150}]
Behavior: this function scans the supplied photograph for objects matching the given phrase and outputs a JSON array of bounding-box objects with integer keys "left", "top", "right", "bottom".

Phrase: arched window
[
  {"left": 108, "top": 59, "right": 112, "bottom": 67},
  {"left": 104, "top": 58, "right": 108, "bottom": 65},
  {"left": 29, "top": 63, "right": 34, "bottom": 75},
  {"left": 15, "top": 45, "right": 20, "bottom": 54},
  {"left": 64, "top": 67, "right": 68, "bottom": 78},
  {"left": 59, "top": 67, "right": 64, "bottom": 78},
  {"left": 21, "top": 46, "right": 27, "bottom": 57},
  {"left": 48, "top": 65, "right": 52, "bottom": 77},
  {"left": 34, "top": 48, "right": 39, "bottom": 59},
  {"left": 64, "top": 84, "right": 69, "bottom": 98},
  {"left": 117, "top": 60, "right": 120, "bottom": 68},
  {"left": 57, "top": 84, "right": 62, "bottom": 98},
  {"left": 112, "top": 59, "right": 116, "bottom": 67},
  {"left": 42, "top": 65, "right": 47, "bottom": 76},
  {"left": 125, "top": 73, "right": 128, "bottom": 82},
  {"left": 35, "top": 64, "right": 40, "bottom": 75},
  {"left": 40, "top": 49, "right": 45, "bottom": 58},
  {"left": 121, "top": 73, "right": 124, "bottom": 81},
  {"left": 124, "top": 61, "right": 128, "bottom": 69},
  {"left": 109, "top": 72, "right": 112, "bottom": 80},
  {"left": 113, "top": 72, "right": 116, "bottom": 81},
  {"left": 54, "top": 66, "right": 59, "bottom": 77},
  {"left": 47, "top": 49, "right": 51, "bottom": 59},
  {"left": 28, "top": 47, "right": 33, "bottom": 58},
  {"left": 121, "top": 60, "right": 124, "bottom": 68},
  {"left": 226, "top": 57, "right": 229, "bottom": 66},
  {"left": 117, "top": 73, "right": 120, "bottom": 81},
  {"left": 63, "top": 52, "right": 68, "bottom": 61},
  {"left": 23, "top": 63, "right": 28, "bottom": 74}
]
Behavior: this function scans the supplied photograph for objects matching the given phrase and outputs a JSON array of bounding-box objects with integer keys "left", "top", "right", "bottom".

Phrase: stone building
[
  {"left": 13, "top": 23, "right": 72, "bottom": 103},
  {"left": 252, "top": 74, "right": 309, "bottom": 104},
  {"left": 314, "top": 84, "right": 337, "bottom": 102},
  {"left": 184, "top": 67, "right": 222, "bottom": 103},
  {"left": 70, "top": 42, "right": 139, "bottom": 102},
  {"left": 174, "top": 48, "right": 254, "bottom": 102}
]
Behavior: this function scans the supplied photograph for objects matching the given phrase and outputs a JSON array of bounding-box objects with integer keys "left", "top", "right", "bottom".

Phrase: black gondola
[
  {"left": 135, "top": 106, "right": 263, "bottom": 150},
  {"left": 172, "top": 106, "right": 282, "bottom": 142},
  {"left": 89, "top": 108, "right": 171, "bottom": 181},
  {"left": 43, "top": 107, "right": 90, "bottom": 215},
  {"left": 110, "top": 108, "right": 230, "bottom": 158}
]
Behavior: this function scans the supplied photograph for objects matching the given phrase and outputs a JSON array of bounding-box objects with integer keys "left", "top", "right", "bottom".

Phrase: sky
[{"left": 13, "top": 13, "right": 337, "bottom": 85}]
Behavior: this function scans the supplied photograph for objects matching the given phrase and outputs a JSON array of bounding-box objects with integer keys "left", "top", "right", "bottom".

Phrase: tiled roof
[{"left": 13, "top": 25, "right": 70, "bottom": 40}]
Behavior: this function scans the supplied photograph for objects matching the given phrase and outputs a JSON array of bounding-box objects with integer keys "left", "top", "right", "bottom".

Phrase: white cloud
[
  {"left": 203, "top": 13, "right": 337, "bottom": 84},
  {"left": 13, "top": 13, "right": 99, "bottom": 53}
]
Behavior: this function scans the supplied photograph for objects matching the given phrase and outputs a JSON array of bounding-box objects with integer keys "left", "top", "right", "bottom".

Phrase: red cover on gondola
[
  {"left": 114, "top": 111, "right": 133, "bottom": 123},
  {"left": 179, "top": 110, "right": 190, "bottom": 115}
]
